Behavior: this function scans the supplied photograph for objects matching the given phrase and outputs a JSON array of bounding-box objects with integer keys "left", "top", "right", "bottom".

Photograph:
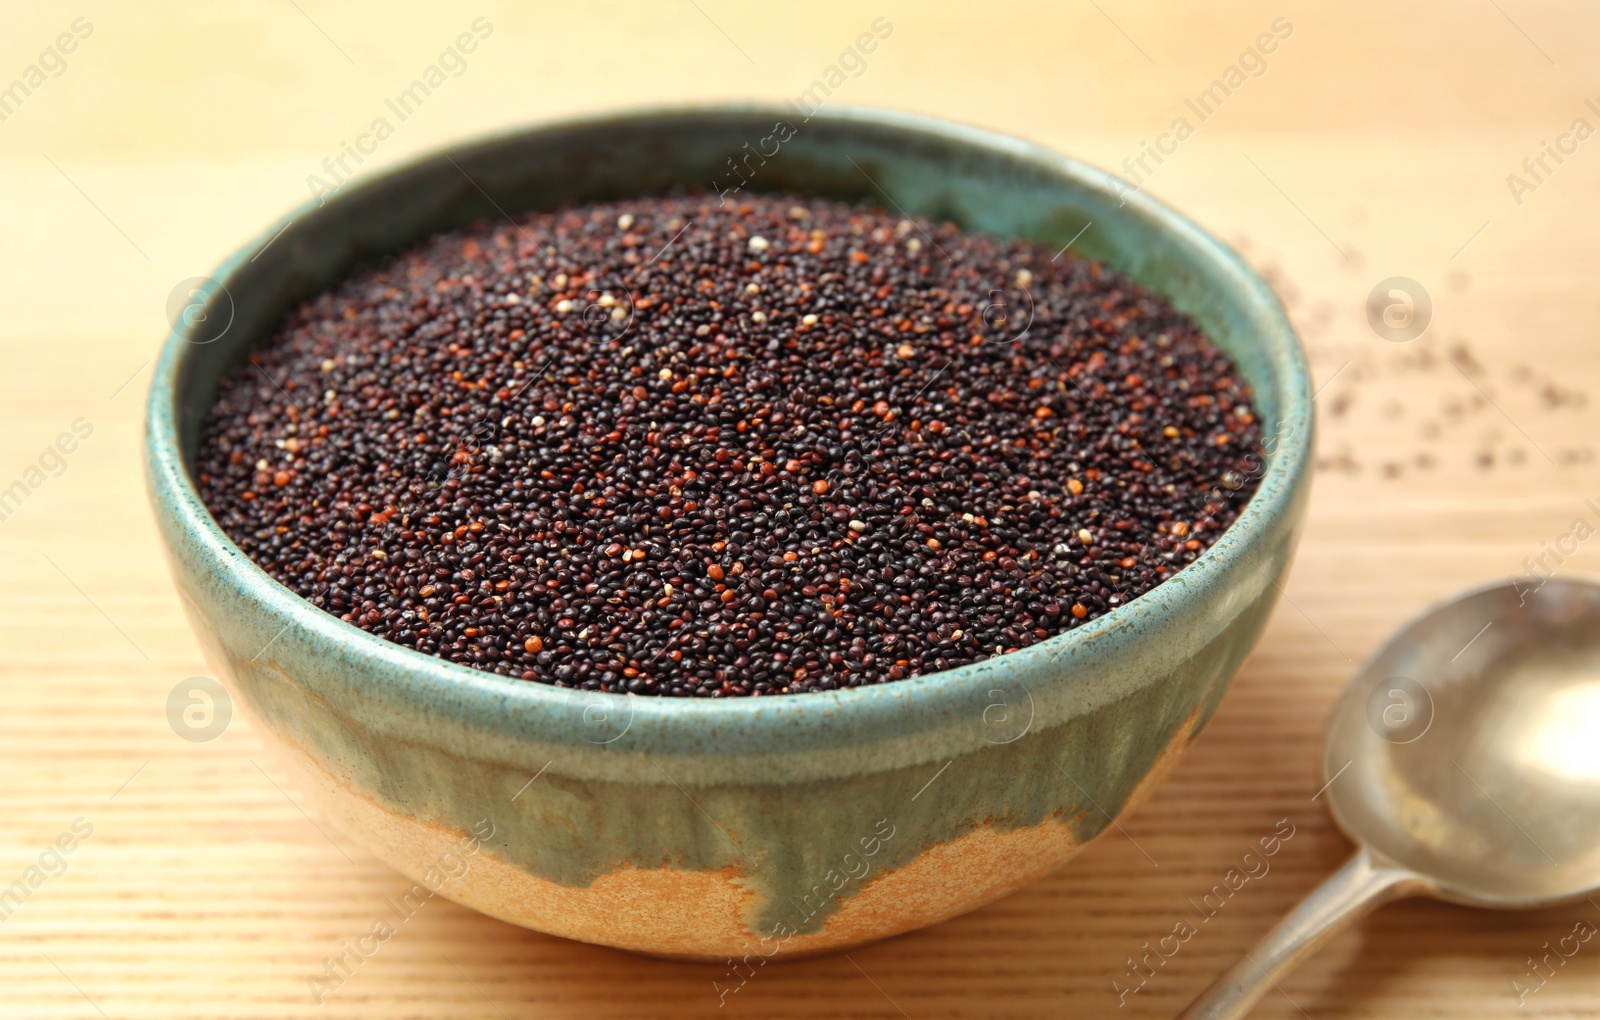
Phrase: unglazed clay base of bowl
[
  {"left": 229, "top": 650, "right": 1203, "bottom": 961},
  {"left": 148, "top": 106, "right": 1312, "bottom": 959}
]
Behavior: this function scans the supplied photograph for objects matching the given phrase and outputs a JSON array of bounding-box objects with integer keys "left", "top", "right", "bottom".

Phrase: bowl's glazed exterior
[{"left": 145, "top": 106, "right": 1312, "bottom": 961}]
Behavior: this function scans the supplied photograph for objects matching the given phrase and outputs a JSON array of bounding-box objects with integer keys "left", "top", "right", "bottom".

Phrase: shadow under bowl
[{"left": 144, "top": 104, "right": 1312, "bottom": 960}]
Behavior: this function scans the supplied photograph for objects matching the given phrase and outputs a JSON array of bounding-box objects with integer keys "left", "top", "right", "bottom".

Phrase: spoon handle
[{"left": 1176, "top": 847, "right": 1422, "bottom": 1019}]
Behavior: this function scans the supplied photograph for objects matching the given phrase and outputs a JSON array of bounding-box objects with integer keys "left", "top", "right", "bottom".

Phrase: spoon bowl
[
  {"left": 1182, "top": 577, "right": 1600, "bottom": 1018},
  {"left": 1327, "top": 577, "right": 1600, "bottom": 906}
]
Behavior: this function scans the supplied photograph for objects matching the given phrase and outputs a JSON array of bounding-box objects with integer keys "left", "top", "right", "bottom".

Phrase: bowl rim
[{"left": 146, "top": 102, "right": 1312, "bottom": 749}]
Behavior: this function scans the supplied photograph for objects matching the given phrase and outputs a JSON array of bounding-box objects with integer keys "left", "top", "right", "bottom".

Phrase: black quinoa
[{"left": 195, "top": 194, "right": 1264, "bottom": 697}]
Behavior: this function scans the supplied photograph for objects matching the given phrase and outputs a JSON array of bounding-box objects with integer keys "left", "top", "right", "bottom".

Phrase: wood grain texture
[{"left": 2, "top": 1, "right": 1599, "bottom": 1016}]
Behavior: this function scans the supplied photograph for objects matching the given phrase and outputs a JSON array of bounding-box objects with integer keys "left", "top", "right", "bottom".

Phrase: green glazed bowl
[{"left": 145, "top": 105, "right": 1311, "bottom": 961}]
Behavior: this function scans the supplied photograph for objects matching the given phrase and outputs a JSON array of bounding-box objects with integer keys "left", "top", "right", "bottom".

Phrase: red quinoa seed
[{"left": 195, "top": 194, "right": 1264, "bottom": 697}]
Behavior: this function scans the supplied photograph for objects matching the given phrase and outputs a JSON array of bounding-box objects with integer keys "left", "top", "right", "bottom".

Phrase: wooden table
[{"left": 4, "top": 1, "right": 1598, "bottom": 1015}]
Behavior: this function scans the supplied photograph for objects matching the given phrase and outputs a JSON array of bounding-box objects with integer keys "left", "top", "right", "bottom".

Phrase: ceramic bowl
[{"left": 145, "top": 105, "right": 1312, "bottom": 961}]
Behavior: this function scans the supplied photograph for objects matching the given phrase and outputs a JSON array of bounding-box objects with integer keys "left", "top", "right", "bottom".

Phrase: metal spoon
[{"left": 1180, "top": 577, "right": 1600, "bottom": 1018}]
